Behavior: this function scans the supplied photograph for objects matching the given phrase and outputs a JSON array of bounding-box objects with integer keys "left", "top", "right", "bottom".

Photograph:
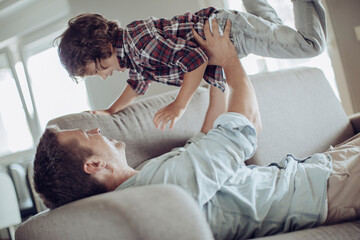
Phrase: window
[
  {"left": 0, "top": 34, "right": 91, "bottom": 160},
  {"left": 0, "top": 52, "right": 34, "bottom": 157},
  {"left": 223, "top": 0, "right": 340, "bottom": 99},
  {"left": 26, "top": 47, "right": 90, "bottom": 130}
]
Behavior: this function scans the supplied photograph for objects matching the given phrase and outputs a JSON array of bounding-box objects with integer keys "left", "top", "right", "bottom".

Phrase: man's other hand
[{"left": 192, "top": 19, "right": 238, "bottom": 68}]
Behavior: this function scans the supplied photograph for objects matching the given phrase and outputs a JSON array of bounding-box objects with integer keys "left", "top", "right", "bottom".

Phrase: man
[{"left": 34, "top": 19, "right": 359, "bottom": 240}]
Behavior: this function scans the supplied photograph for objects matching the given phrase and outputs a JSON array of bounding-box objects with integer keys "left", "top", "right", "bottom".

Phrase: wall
[
  {"left": 0, "top": 0, "right": 71, "bottom": 50},
  {"left": 325, "top": 0, "right": 360, "bottom": 114}
]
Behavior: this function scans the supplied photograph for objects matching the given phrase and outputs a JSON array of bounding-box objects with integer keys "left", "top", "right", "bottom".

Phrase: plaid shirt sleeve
[
  {"left": 138, "top": 35, "right": 226, "bottom": 93},
  {"left": 175, "top": 42, "right": 209, "bottom": 73},
  {"left": 127, "top": 35, "right": 209, "bottom": 95},
  {"left": 126, "top": 69, "right": 151, "bottom": 95},
  {"left": 203, "top": 65, "right": 226, "bottom": 92}
]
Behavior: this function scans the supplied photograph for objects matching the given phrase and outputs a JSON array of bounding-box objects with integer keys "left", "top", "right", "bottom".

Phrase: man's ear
[{"left": 83, "top": 157, "right": 106, "bottom": 175}]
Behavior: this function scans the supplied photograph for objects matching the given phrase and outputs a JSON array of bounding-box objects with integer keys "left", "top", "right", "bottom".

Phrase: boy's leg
[
  {"left": 213, "top": 0, "right": 327, "bottom": 58},
  {"left": 242, "top": 0, "right": 282, "bottom": 24}
]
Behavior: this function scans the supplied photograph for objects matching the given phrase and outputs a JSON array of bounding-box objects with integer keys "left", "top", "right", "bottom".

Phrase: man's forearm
[{"left": 224, "top": 57, "right": 262, "bottom": 133}]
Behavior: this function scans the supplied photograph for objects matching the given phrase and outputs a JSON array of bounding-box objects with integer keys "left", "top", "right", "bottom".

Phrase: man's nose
[{"left": 87, "top": 128, "right": 101, "bottom": 134}]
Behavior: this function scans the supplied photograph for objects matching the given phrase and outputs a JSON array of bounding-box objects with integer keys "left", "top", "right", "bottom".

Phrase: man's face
[
  {"left": 56, "top": 128, "right": 126, "bottom": 164},
  {"left": 85, "top": 49, "right": 126, "bottom": 80}
]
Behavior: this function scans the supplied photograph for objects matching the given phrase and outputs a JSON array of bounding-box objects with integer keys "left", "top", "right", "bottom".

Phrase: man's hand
[
  {"left": 153, "top": 102, "right": 186, "bottom": 131},
  {"left": 192, "top": 19, "right": 238, "bottom": 68}
]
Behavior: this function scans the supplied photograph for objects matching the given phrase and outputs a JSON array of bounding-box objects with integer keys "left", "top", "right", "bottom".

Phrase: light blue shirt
[{"left": 117, "top": 113, "right": 332, "bottom": 239}]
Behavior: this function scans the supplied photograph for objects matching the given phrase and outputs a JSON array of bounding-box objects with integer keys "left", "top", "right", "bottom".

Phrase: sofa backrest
[
  {"left": 48, "top": 67, "right": 354, "bottom": 167},
  {"left": 248, "top": 67, "right": 354, "bottom": 165}
]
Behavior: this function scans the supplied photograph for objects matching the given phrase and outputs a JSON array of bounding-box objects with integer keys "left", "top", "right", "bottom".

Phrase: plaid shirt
[{"left": 115, "top": 7, "right": 225, "bottom": 95}]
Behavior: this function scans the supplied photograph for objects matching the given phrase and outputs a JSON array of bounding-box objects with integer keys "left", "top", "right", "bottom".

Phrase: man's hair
[
  {"left": 33, "top": 126, "right": 107, "bottom": 209},
  {"left": 55, "top": 13, "right": 120, "bottom": 82}
]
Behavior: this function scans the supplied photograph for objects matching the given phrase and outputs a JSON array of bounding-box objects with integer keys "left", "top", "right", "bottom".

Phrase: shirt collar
[{"left": 116, "top": 29, "right": 131, "bottom": 69}]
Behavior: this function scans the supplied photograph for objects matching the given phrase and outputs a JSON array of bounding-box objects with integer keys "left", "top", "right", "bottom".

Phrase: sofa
[{"left": 16, "top": 67, "right": 360, "bottom": 239}]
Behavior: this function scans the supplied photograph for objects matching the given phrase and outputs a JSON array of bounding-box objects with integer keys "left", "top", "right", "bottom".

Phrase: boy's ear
[{"left": 83, "top": 157, "right": 106, "bottom": 175}]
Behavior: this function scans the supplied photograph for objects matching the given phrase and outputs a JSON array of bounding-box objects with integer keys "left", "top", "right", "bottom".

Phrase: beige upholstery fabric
[
  {"left": 248, "top": 67, "right": 354, "bottom": 165},
  {"left": 252, "top": 221, "right": 360, "bottom": 240},
  {"left": 16, "top": 185, "right": 214, "bottom": 240}
]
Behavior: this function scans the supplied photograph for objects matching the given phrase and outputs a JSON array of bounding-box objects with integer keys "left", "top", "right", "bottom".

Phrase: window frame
[{"left": 0, "top": 48, "right": 39, "bottom": 163}]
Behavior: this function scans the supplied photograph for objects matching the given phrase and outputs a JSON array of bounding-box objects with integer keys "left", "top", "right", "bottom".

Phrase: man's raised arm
[{"left": 193, "top": 19, "right": 262, "bottom": 133}]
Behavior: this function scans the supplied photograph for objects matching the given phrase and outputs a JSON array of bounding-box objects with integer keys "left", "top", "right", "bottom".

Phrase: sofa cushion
[{"left": 248, "top": 67, "right": 354, "bottom": 165}]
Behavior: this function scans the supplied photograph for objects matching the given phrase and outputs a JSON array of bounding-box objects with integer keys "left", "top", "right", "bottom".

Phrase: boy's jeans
[{"left": 210, "top": 0, "right": 327, "bottom": 59}]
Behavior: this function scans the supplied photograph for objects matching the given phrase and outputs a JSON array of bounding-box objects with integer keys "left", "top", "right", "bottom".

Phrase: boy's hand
[
  {"left": 86, "top": 109, "right": 112, "bottom": 115},
  {"left": 192, "top": 19, "right": 237, "bottom": 68},
  {"left": 153, "top": 102, "right": 186, "bottom": 131}
]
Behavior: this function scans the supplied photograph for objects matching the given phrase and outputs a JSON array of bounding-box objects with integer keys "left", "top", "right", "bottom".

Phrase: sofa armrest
[
  {"left": 349, "top": 112, "right": 360, "bottom": 134},
  {"left": 16, "top": 185, "right": 214, "bottom": 240}
]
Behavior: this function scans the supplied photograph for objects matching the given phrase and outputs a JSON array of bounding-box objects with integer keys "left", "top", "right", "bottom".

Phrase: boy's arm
[
  {"left": 107, "top": 84, "right": 139, "bottom": 114},
  {"left": 153, "top": 61, "right": 208, "bottom": 131},
  {"left": 90, "top": 84, "right": 138, "bottom": 115},
  {"left": 200, "top": 85, "right": 228, "bottom": 134}
]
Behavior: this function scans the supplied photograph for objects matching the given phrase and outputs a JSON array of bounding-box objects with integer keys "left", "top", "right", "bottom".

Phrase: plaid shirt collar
[{"left": 115, "top": 29, "right": 131, "bottom": 69}]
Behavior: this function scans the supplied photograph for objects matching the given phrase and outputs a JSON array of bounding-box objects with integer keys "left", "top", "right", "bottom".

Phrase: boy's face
[{"left": 85, "top": 49, "right": 126, "bottom": 80}]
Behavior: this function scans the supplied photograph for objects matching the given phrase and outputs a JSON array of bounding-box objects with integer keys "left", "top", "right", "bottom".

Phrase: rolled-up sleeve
[
  {"left": 173, "top": 43, "right": 209, "bottom": 73},
  {"left": 127, "top": 69, "right": 151, "bottom": 95},
  {"left": 210, "top": 113, "right": 257, "bottom": 162}
]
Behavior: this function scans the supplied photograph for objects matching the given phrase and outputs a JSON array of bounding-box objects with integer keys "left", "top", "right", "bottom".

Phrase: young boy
[{"left": 57, "top": 0, "right": 326, "bottom": 130}]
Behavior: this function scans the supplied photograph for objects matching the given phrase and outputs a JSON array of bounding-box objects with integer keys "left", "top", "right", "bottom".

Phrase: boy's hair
[
  {"left": 55, "top": 13, "right": 120, "bottom": 82},
  {"left": 33, "top": 126, "right": 107, "bottom": 209}
]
